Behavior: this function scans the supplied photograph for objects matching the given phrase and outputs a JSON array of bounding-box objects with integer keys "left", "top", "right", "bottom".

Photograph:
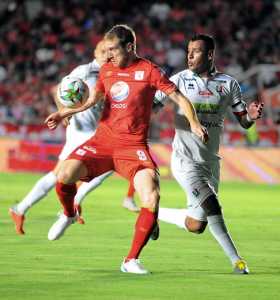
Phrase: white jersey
[
  {"left": 58, "top": 59, "right": 102, "bottom": 160},
  {"left": 155, "top": 69, "right": 247, "bottom": 162},
  {"left": 67, "top": 59, "right": 102, "bottom": 133}
]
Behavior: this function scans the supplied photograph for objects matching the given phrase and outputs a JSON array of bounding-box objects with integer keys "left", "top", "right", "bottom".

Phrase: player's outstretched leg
[
  {"left": 9, "top": 171, "right": 57, "bottom": 235},
  {"left": 201, "top": 195, "right": 249, "bottom": 274},
  {"left": 121, "top": 169, "right": 159, "bottom": 274},
  {"left": 74, "top": 171, "right": 114, "bottom": 224}
]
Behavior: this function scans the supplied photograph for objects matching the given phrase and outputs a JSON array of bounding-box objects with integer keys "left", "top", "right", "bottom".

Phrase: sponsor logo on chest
[
  {"left": 134, "top": 71, "right": 144, "bottom": 80},
  {"left": 110, "top": 80, "right": 129, "bottom": 109},
  {"left": 199, "top": 90, "right": 213, "bottom": 96},
  {"left": 110, "top": 81, "right": 129, "bottom": 102}
]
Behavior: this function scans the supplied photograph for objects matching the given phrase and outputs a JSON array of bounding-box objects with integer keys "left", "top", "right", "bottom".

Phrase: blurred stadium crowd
[{"left": 0, "top": 0, "right": 279, "bottom": 145}]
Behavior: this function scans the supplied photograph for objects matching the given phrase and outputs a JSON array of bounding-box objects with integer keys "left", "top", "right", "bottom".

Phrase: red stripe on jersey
[{"left": 233, "top": 110, "right": 247, "bottom": 116}]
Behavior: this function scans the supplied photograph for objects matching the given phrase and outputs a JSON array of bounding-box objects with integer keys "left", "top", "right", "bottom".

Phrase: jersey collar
[{"left": 188, "top": 67, "right": 219, "bottom": 79}]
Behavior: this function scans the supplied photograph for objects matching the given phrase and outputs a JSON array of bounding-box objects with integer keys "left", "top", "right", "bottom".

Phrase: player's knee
[
  {"left": 57, "top": 164, "right": 78, "bottom": 184},
  {"left": 142, "top": 189, "right": 160, "bottom": 210},
  {"left": 57, "top": 168, "right": 73, "bottom": 184},
  {"left": 201, "top": 194, "right": 222, "bottom": 216},
  {"left": 185, "top": 218, "right": 207, "bottom": 234}
]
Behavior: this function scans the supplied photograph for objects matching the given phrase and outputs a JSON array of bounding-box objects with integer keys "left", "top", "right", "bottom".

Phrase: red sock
[
  {"left": 126, "top": 208, "right": 156, "bottom": 260},
  {"left": 56, "top": 182, "right": 77, "bottom": 217},
  {"left": 127, "top": 182, "right": 135, "bottom": 198}
]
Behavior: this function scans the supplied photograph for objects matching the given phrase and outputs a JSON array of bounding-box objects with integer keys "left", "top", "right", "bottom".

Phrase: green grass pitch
[{"left": 0, "top": 172, "right": 279, "bottom": 300}]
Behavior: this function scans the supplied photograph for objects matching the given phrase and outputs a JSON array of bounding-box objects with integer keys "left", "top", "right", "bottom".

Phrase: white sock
[
  {"left": 158, "top": 208, "right": 187, "bottom": 229},
  {"left": 207, "top": 215, "right": 241, "bottom": 265},
  {"left": 74, "top": 171, "right": 113, "bottom": 206},
  {"left": 16, "top": 172, "right": 57, "bottom": 215}
]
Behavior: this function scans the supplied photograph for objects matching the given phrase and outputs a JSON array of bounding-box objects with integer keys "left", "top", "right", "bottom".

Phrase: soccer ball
[{"left": 58, "top": 76, "right": 88, "bottom": 108}]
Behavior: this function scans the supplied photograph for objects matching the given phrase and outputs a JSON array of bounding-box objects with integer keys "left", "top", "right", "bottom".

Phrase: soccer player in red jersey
[{"left": 45, "top": 24, "right": 208, "bottom": 274}]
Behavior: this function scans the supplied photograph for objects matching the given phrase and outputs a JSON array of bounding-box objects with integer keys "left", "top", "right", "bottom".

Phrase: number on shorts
[{"left": 136, "top": 150, "right": 147, "bottom": 161}]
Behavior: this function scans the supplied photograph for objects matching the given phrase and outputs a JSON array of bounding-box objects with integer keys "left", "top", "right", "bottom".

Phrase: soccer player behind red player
[{"left": 45, "top": 24, "right": 208, "bottom": 274}]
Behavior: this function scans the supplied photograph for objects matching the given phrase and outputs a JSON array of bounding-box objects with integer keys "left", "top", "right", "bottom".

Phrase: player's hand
[
  {"left": 44, "top": 111, "right": 63, "bottom": 130},
  {"left": 191, "top": 123, "right": 209, "bottom": 144},
  {"left": 247, "top": 100, "right": 264, "bottom": 120}
]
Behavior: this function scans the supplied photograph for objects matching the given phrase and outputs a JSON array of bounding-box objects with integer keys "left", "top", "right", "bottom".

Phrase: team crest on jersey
[
  {"left": 134, "top": 71, "right": 144, "bottom": 80},
  {"left": 110, "top": 81, "right": 129, "bottom": 102},
  {"left": 216, "top": 85, "right": 224, "bottom": 94}
]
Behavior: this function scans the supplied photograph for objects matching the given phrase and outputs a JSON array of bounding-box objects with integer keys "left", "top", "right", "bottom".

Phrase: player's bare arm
[
  {"left": 236, "top": 100, "right": 264, "bottom": 129},
  {"left": 168, "top": 89, "right": 208, "bottom": 143},
  {"left": 45, "top": 89, "right": 105, "bottom": 130}
]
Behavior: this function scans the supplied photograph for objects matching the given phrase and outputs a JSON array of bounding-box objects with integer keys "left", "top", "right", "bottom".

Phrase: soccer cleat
[
  {"left": 150, "top": 221, "right": 160, "bottom": 240},
  {"left": 233, "top": 259, "right": 249, "bottom": 274},
  {"left": 122, "top": 197, "right": 140, "bottom": 212},
  {"left": 74, "top": 204, "right": 85, "bottom": 225},
  {"left": 9, "top": 207, "right": 25, "bottom": 235},
  {"left": 120, "top": 259, "right": 150, "bottom": 274},
  {"left": 48, "top": 213, "right": 76, "bottom": 241}
]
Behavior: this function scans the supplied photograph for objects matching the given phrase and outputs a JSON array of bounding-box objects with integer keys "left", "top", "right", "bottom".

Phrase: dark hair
[
  {"left": 189, "top": 34, "right": 215, "bottom": 52},
  {"left": 105, "top": 24, "right": 136, "bottom": 49}
]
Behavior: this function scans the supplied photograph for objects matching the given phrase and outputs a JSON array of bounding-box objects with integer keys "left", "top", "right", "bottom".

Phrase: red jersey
[{"left": 95, "top": 57, "right": 176, "bottom": 146}]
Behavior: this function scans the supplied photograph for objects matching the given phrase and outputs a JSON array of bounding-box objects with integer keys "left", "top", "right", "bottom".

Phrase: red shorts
[{"left": 67, "top": 133, "right": 157, "bottom": 182}]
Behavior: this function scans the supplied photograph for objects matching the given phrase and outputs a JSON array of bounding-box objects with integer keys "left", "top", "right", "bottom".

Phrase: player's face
[
  {"left": 187, "top": 40, "right": 212, "bottom": 74},
  {"left": 105, "top": 37, "right": 130, "bottom": 68},
  {"left": 95, "top": 42, "right": 108, "bottom": 66}
]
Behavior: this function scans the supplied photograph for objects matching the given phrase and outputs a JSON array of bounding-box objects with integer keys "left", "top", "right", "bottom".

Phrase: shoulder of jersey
[
  {"left": 214, "top": 71, "right": 237, "bottom": 83},
  {"left": 136, "top": 57, "right": 157, "bottom": 70},
  {"left": 170, "top": 69, "right": 189, "bottom": 83},
  {"left": 69, "top": 62, "right": 98, "bottom": 79}
]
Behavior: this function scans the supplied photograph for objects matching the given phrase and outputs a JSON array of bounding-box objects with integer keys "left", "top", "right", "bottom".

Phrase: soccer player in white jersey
[
  {"left": 9, "top": 40, "right": 139, "bottom": 235},
  {"left": 156, "top": 34, "right": 263, "bottom": 274}
]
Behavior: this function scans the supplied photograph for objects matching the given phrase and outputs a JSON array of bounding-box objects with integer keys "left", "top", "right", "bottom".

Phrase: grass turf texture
[{"left": 0, "top": 172, "right": 279, "bottom": 300}]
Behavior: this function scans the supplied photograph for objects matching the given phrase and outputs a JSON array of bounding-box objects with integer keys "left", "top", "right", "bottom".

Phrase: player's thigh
[
  {"left": 53, "top": 160, "right": 63, "bottom": 176},
  {"left": 57, "top": 159, "right": 88, "bottom": 184},
  {"left": 171, "top": 153, "right": 214, "bottom": 221},
  {"left": 114, "top": 147, "right": 158, "bottom": 208}
]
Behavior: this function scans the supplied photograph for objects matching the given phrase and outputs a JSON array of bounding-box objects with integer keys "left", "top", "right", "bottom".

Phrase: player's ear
[
  {"left": 127, "top": 42, "right": 133, "bottom": 52},
  {"left": 208, "top": 49, "right": 214, "bottom": 61}
]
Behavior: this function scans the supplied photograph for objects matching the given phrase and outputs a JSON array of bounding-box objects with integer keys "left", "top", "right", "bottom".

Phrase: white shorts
[
  {"left": 171, "top": 151, "right": 220, "bottom": 222},
  {"left": 59, "top": 126, "right": 95, "bottom": 161}
]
